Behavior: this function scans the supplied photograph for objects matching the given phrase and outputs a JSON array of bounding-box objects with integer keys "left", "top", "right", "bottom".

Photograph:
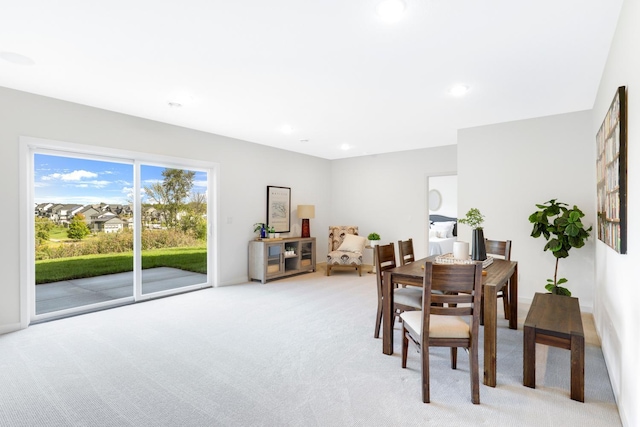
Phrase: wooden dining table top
[{"left": 389, "top": 256, "right": 516, "bottom": 288}]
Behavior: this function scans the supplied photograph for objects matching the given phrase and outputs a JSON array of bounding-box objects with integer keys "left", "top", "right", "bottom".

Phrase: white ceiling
[{"left": 0, "top": 0, "right": 623, "bottom": 159}]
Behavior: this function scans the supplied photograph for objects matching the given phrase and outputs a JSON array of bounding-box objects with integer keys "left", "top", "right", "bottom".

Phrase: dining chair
[
  {"left": 397, "top": 238, "right": 415, "bottom": 266},
  {"left": 400, "top": 261, "right": 483, "bottom": 404},
  {"left": 374, "top": 243, "right": 422, "bottom": 339},
  {"left": 484, "top": 239, "right": 512, "bottom": 321}
]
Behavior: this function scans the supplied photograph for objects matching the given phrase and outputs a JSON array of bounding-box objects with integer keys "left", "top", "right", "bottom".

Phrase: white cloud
[
  {"left": 42, "top": 170, "right": 98, "bottom": 182},
  {"left": 83, "top": 180, "right": 111, "bottom": 188},
  {"left": 193, "top": 179, "right": 208, "bottom": 189}
]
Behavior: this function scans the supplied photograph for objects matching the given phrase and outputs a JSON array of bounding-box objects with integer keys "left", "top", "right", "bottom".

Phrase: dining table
[{"left": 382, "top": 256, "right": 518, "bottom": 387}]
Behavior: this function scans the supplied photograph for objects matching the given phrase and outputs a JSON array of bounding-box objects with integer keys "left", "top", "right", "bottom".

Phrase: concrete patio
[{"left": 36, "top": 267, "right": 208, "bottom": 315}]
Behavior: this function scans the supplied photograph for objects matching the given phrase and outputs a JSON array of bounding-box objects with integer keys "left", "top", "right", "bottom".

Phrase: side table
[{"left": 365, "top": 245, "right": 377, "bottom": 274}]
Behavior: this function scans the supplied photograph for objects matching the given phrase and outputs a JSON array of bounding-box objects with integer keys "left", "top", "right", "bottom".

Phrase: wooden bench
[{"left": 523, "top": 292, "right": 585, "bottom": 402}]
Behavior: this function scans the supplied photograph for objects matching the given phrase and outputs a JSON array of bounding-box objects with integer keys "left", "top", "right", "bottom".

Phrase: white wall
[
  {"left": 458, "top": 111, "right": 595, "bottom": 309},
  {"left": 330, "top": 145, "right": 457, "bottom": 266},
  {"left": 428, "top": 175, "right": 457, "bottom": 218},
  {"left": 0, "top": 86, "right": 331, "bottom": 334},
  {"left": 593, "top": 0, "right": 639, "bottom": 424}
]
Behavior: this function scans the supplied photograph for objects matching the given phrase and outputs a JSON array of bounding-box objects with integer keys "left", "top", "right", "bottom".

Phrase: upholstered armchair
[{"left": 326, "top": 226, "right": 364, "bottom": 276}]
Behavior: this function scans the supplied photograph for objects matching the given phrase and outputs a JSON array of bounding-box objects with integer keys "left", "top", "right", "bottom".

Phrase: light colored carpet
[{"left": 0, "top": 270, "right": 621, "bottom": 426}]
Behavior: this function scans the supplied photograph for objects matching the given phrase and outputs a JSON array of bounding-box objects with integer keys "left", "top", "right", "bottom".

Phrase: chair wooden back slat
[
  {"left": 397, "top": 238, "right": 415, "bottom": 266},
  {"left": 431, "top": 293, "right": 473, "bottom": 305},
  {"left": 484, "top": 239, "right": 511, "bottom": 260}
]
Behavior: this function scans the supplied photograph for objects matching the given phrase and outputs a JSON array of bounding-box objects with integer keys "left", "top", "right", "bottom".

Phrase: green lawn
[
  {"left": 49, "top": 226, "right": 71, "bottom": 241},
  {"left": 35, "top": 246, "right": 206, "bottom": 284}
]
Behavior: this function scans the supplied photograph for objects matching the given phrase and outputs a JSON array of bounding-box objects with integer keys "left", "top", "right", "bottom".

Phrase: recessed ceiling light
[
  {"left": 281, "top": 125, "right": 294, "bottom": 134},
  {"left": 340, "top": 144, "right": 351, "bottom": 151},
  {"left": 450, "top": 84, "right": 470, "bottom": 97},
  {"left": 168, "top": 102, "right": 182, "bottom": 108},
  {"left": 0, "top": 51, "right": 35, "bottom": 66},
  {"left": 300, "top": 139, "right": 309, "bottom": 143},
  {"left": 377, "top": 0, "right": 406, "bottom": 23}
]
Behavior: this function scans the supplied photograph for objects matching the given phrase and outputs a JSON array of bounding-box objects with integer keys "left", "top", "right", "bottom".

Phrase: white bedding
[{"left": 429, "top": 236, "right": 456, "bottom": 256}]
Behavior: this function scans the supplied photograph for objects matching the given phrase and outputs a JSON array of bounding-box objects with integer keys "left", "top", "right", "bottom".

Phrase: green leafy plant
[
  {"left": 458, "top": 208, "right": 485, "bottom": 229},
  {"left": 253, "top": 223, "right": 265, "bottom": 234},
  {"left": 367, "top": 232, "right": 380, "bottom": 241},
  {"left": 528, "top": 199, "right": 592, "bottom": 296},
  {"left": 267, "top": 226, "right": 276, "bottom": 234}
]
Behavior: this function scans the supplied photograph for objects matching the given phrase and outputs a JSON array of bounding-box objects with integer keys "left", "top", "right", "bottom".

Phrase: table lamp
[{"left": 297, "top": 205, "right": 315, "bottom": 238}]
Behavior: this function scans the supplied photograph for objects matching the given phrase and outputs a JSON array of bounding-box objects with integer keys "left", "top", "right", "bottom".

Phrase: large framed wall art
[
  {"left": 596, "top": 86, "right": 627, "bottom": 254},
  {"left": 266, "top": 186, "right": 291, "bottom": 233}
]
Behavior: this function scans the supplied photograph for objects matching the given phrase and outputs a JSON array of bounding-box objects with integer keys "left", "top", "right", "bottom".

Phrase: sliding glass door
[{"left": 30, "top": 144, "right": 213, "bottom": 322}]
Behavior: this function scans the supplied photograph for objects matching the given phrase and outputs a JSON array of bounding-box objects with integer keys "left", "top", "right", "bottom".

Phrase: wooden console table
[
  {"left": 523, "top": 292, "right": 585, "bottom": 402},
  {"left": 248, "top": 237, "right": 316, "bottom": 283}
]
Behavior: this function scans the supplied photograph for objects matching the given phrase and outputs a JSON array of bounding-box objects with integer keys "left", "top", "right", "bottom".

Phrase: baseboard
[{"left": 0, "top": 322, "right": 24, "bottom": 336}]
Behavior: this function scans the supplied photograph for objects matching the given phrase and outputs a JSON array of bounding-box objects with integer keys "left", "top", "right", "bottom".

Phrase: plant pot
[
  {"left": 268, "top": 233, "right": 275, "bottom": 239},
  {"left": 471, "top": 228, "right": 487, "bottom": 261},
  {"left": 370, "top": 240, "right": 380, "bottom": 247}
]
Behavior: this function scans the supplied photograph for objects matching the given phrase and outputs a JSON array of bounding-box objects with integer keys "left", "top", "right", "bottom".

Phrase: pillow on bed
[
  {"left": 431, "top": 222, "right": 455, "bottom": 238},
  {"left": 337, "top": 234, "right": 366, "bottom": 253}
]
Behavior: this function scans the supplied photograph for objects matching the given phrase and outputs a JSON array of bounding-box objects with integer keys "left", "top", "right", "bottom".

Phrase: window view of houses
[{"left": 35, "top": 202, "right": 134, "bottom": 234}]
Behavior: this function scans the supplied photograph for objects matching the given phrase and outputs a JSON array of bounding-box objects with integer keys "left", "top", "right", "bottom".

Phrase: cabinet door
[
  {"left": 266, "top": 243, "right": 283, "bottom": 276},
  {"left": 300, "top": 240, "right": 314, "bottom": 271}
]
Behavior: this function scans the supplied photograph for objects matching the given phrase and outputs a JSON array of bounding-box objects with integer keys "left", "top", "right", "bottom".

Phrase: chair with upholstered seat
[
  {"left": 374, "top": 243, "right": 422, "bottom": 338},
  {"left": 401, "top": 261, "right": 483, "bottom": 404},
  {"left": 484, "top": 239, "right": 512, "bottom": 321},
  {"left": 326, "top": 226, "right": 365, "bottom": 276},
  {"left": 397, "top": 238, "right": 415, "bottom": 266}
]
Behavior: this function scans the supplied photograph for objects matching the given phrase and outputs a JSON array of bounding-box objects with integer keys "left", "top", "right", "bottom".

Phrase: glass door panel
[
  {"left": 300, "top": 241, "right": 314, "bottom": 270},
  {"left": 140, "top": 164, "right": 208, "bottom": 295},
  {"left": 266, "top": 244, "right": 283, "bottom": 276},
  {"left": 34, "top": 153, "right": 134, "bottom": 315}
]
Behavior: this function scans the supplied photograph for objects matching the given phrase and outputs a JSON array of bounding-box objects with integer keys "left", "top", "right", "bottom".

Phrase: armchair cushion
[{"left": 327, "top": 250, "right": 363, "bottom": 266}]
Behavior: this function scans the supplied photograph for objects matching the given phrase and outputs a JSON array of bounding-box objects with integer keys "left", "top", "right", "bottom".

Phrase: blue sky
[{"left": 35, "top": 154, "right": 207, "bottom": 206}]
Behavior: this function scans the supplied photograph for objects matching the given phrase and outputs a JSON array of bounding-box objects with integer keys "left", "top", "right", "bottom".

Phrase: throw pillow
[
  {"left": 337, "top": 234, "right": 366, "bottom": 253},
  {"left": 431, "top": 221, "right": 456, "bottom": 238}
]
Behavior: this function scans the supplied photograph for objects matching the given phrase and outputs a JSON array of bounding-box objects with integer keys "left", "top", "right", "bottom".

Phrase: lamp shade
[{"left": 297, "top": 205, "right": 315, "bottom": 219}]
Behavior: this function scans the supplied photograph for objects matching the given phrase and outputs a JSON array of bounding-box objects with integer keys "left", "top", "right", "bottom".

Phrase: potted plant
[
  {"left": 367, "top": 232, "right": 381, "bottom": 246},
  {"left": 459, "top": 208, "right": 486, "bottom": 260},
  {"left": 267, "top": 226, "right": 276, "bottom": 239},
  {"left": 253, "top": 222, "right": 266, "bottom": 239},
  {"left": 528, "top": 199, "right": 592, "bottom": 296}
]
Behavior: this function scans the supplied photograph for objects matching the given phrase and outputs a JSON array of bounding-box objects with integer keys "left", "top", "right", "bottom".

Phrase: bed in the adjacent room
[{"left": 429, "top": 214, "right": 458, "bottom": 256}]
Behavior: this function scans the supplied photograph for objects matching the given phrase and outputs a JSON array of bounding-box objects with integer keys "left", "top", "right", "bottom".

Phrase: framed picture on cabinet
[
  {"left": 266, "top": 186, "right": 291, "bottom": 233},
  {"left": 596, "top": 86, "right": 627, "bottom": 254}
]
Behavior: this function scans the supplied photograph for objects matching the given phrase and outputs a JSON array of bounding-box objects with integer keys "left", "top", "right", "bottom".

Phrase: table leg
[
  {"left": 483, "top": 283, "right": 497, "bottom": 387},
  {"left": 523, "top": 324, "right": 536, "bottom": 388},
  {"left": 571, "top": 333, "right": 585, "bottom": 402},
  {"left": 509, "top": 264, "right": 518, "bottom": 329},
  {"left": 382, "top": 272, "right": 393, "bottom": 355}
]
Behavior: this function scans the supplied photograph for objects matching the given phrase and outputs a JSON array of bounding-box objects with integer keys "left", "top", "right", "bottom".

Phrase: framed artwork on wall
[
  {"left": 266, "top": 186, "right": 291, "bottom": 233},
  {"left": 596, "top": 86, "right": 627, "bottom": 254}
]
